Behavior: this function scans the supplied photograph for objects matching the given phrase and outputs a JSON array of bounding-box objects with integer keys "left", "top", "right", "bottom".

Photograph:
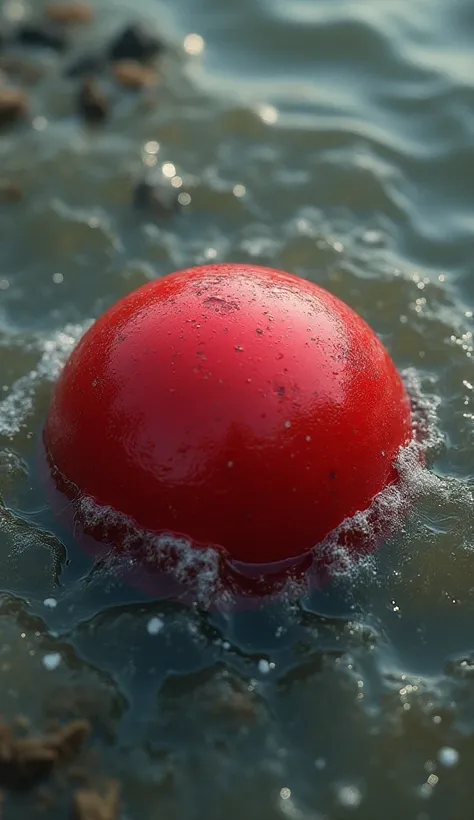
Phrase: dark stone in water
[
  {"left": 78, "top": 78, "right": 109, "bottom": 124},
  {"left": 0, "top": 89, "right": 28, "bottom": 128},
  {"left": 14, "top": 23, "right": 68, "bottom": 52},
  {"left": 64, "top": 52, "right": 105, "bottom": 78},
  {"left": 0, "top": 180, "right": 23, "bottom": 201},
  {"left": 107, "top": 23, "right": 165, "bottom": 63},
  {"left": 133, "top": 180, "right": 182, "bottom": 217}
]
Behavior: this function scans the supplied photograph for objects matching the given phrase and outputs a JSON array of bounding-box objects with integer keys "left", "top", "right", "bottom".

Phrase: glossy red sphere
[{"left": 44, "top": 264, "right": 412, "bottom": 566}]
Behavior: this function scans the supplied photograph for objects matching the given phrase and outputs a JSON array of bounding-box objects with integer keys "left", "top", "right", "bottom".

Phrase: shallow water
[{"left": 1, "top": 0, "right": 474, "bottom": 817}]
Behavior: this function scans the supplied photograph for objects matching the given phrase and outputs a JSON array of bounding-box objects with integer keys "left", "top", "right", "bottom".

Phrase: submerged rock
[
  {"left": 78, "top": 78, "right": 109, "bottom": 124},
  {"left": 133, "top": 179, "right": 183, "bottom": 216},
  {"left": 64, "top": 53, "right": 106, "bottom": 79},
  {"left": 0, "top": 180, "right": 23, "bottom": 201},
  {"left": 13, "top": 23, "right": 68, "bottom": 52},
  {"left": 108, "top": 23, "right": 165, "bottom": 63},
  {"left": 0, "top": 88, "right": 28, "bottom": 127},
  {"left": 65, "top": 20, "right": 165, "bottom": 79}
]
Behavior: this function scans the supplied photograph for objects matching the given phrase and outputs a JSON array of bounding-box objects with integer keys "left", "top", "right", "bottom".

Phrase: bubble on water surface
[
  {"left": 147, "top": 617, "right": 165, "bottom": 635},
  {"left": 258, "top": 659, "right": 275, "bottom": 674},
  {"left": 438, "top": 746, "right": 459, "bottom": 767},
  {"left": 336, "top": 784, "right": 363, "bottom": 809},
  {"left": 42, "top": 652, "right": 62, "bottom": 671}
]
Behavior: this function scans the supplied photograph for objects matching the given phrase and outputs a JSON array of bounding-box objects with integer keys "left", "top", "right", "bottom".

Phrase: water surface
[{"left": 1, "top": 0, "right": 474, "bottom": 817}]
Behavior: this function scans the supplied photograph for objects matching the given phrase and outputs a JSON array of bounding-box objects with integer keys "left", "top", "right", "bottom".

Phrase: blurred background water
[{"left": 1, "top": 0, "right": 474, "bottom": 817}]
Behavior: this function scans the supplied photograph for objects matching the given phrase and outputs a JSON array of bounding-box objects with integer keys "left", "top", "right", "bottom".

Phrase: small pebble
[
  {"left": 78, "top": 78, "right": 108, "bottom": 124},
  {"left": 14, "top": 23, "right": 68, "bottom": 51},
  {"left": 45, "top": 2, "right": 94, "bottom": 25},
  {"left": 43, "top": 597, "right": 58, "bottom": 609},
  {"left": 0, "top": 88, "right": 28, "bottom": 127},
  {"left": 0, "top": 180, "right": 22, "bottom": 201},
  {"left": 108, "top": 23, "right": 165, "bottom": 63},
  {"left": 133, "top": 179, "right": 182, "bottom": 217},
  {"left": 64, "top": 53, "right": 105, "bottom": 78},
  {"left": 112, "top": 60, "right": 158, "bottom": 90},
  {"left": 42, "top": 652, "right": 62, "bottom": 671},
  {"left": 146, "top": 617, "right": 164, "bottom": 635},
  {"left": 438, "top": 747, "right": 459, "bottom": 767}
]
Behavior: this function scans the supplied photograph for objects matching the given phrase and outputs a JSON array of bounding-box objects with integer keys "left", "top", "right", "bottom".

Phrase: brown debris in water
[
  {"left": 0, "top": 88, "right": 28, "bottom": 127},
  {"left": 73, "top": 780, "right": 120, "bottom": 820},
  {"left": 0, "top": 717, "right": 90, "bottom": 789},
  {"left": 212, "top": 688, "right": 259, "bottom": 722},
  {"left": 53, "top": 720, "right": 91, "bottom": 762},
  {"left": 45, "top": 2, "right": 95, "bottom": 25},
  {"left": 78, "top": 78, "right": 109, "bottom": 124},
  {"left": 112, "top": 60, "right": 159, "bottom": 90},
  {"left": 0, "top": 181, "right": 23, "bottom": 202},
  {"left": 0, "top": 55, "right": 46, "bottom": 86}
]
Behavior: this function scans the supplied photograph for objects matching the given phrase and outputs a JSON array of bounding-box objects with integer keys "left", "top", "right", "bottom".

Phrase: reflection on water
[{"left": 1, "top": 0, "right": 474, "bottom": 817}]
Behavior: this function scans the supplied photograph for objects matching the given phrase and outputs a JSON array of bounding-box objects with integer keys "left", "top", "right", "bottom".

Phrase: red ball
[{"left": 44, "top": 264, "right": 412, "bottom": 566}]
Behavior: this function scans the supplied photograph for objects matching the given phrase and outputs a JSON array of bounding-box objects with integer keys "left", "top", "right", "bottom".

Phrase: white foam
[
  {"left": 58, "top": 368, "right": 445, "bottom": 609},
  {"left": 277, "top": 369, "right": 444, "bottom": 589},
  {"left": 0, "top": 323, "right": 87, "bottom": 438},
  {"left": 0, "top": 321, "right": 444, "bottom": 609},
  {"left": 75, "top": 492, "right": 225, "bottom": 607},
  {"left": 401, "top": 367, "right": 443, "bottom": 455}
]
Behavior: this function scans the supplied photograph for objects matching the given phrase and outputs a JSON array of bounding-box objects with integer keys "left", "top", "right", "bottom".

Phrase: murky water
[{"left": 1, "top": 0, "right": 474, "bottom": 817}]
